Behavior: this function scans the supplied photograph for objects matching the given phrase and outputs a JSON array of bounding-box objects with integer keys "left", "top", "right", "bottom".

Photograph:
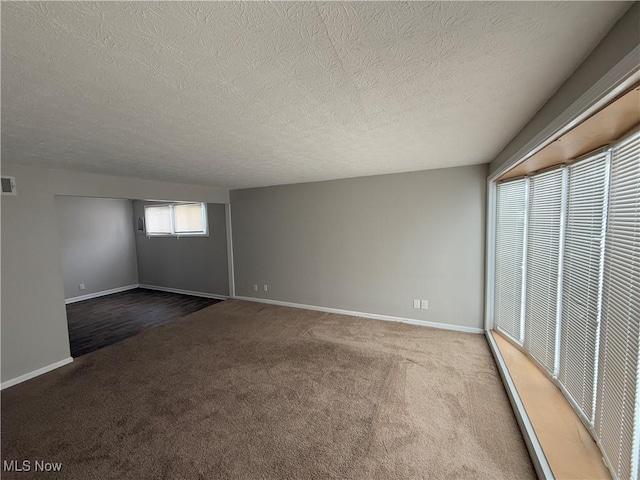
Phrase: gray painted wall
[
  {"left": 1, "top": 167, "right": 72, "bottom": 383},
  {"left": 56, "top": 196, "right": 139, "bottom": 299},
  {"left": 231, "top": 164, "right": 488, "bottom": 330},
  {"left": 489, "top": 2, "right": 639, "bottom": 174},
  {"left": 0, "top": 164, "right": 228, "bottom": 384},
  {"left": 134, "top": 201, "right": 229, "bottom": 296}
]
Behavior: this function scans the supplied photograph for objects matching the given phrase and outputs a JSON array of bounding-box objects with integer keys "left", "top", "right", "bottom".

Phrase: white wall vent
[{"left": 1, "top": 176, "right": 17, "bottom": 195}]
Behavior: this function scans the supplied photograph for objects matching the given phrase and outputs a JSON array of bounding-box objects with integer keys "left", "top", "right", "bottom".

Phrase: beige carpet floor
[{"left": 1, "top": 300, "right": 534, "bottom": 479}]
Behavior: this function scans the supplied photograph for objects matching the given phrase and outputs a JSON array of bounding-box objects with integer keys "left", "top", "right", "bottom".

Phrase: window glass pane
[
  {"left": 174, "top": 203, "right": 206, "bottom": 233},
  {"left": 559, "top": 153, "right": 607, "bottom": 424},
  {"left": 558, "top": 154, "right": 607, "bottom": 423},
  {"left": 524, "top": 168, "right": 563, "bottom": 374},
  {"left": 144, "top": 205, "right": 172, "bottom": 234},
  {"left": 494, "top": 179, "right": 526, "bottom": 342}
]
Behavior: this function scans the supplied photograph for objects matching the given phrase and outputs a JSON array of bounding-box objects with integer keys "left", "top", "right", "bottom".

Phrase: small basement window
[{"left": 144, "top": 202, "right": 208, "bottom": 237}]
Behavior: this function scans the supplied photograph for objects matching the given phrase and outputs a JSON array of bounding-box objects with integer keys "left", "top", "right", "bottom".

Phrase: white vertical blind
[
  {"left": 596, "top": 131, "right": 640, "bottom": 480},
  {"left": 559, "top": 153, "right": 608, "bottom": 423},
  {"left": 494, "top": 179, "right": 526, "bottom": 342},
  {"left": 524, "top": 169, "right": 564, "bottom": 374}
]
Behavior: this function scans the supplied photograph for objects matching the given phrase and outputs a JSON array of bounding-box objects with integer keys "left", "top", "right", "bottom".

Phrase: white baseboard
[
  {"left": 138, "top": 284, "right": 228, "bottom": 301},
  {"left": 1, "top": 357, "right": 73, "bottom": 390},
  {"left": 233, "top": 296, "right": 483, "bottom": 334},
  {"left": 65, "top": 284, "right": 140, "bottom": 304}
]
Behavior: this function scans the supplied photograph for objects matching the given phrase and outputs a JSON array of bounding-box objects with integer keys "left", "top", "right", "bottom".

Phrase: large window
[
  {"left": 144, "top": 202, "right": 208, "bottom": 237},
  {"left": 493, "top": 130, "right": 639, "bottom": 480}
]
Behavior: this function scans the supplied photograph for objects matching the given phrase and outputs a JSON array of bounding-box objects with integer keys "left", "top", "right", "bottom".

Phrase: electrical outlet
[
  {"left": 413, "top": 299, "right": 420, "bottom": 309},
  {"left": 263, "top": 284, "right": 268, "bottom": 292},
  {"left": 79, "top": 284, "right": 85, "bottom": 291},
  {"left": 253, "top": 284, "right": 258, "bottom": 292},
  {"left": 421, "top": 300, "right": 429, "bottom": 310}
]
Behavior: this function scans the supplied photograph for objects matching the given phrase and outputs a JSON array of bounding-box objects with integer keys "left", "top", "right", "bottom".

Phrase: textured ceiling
[{"left": 1, "top": 2, "right": 631, "bottom": 189}]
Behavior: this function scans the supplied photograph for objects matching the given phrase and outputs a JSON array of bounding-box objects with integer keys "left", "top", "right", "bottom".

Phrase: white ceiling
[{"left": 1, "top": 2, "right": 631, "bottom": 189}]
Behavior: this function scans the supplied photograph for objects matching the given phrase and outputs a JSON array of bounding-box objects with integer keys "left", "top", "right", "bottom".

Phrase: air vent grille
[{"left": 1, "top": 176, "right": 17, "bottom": 195}]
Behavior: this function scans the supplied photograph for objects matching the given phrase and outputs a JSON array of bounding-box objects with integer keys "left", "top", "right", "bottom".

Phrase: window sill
[
  {"left": 144, "top": 234, "right": 209, "bottom": 238},
  {"left": 491, "top": 331, "right": 610, "bottom": 480}
]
